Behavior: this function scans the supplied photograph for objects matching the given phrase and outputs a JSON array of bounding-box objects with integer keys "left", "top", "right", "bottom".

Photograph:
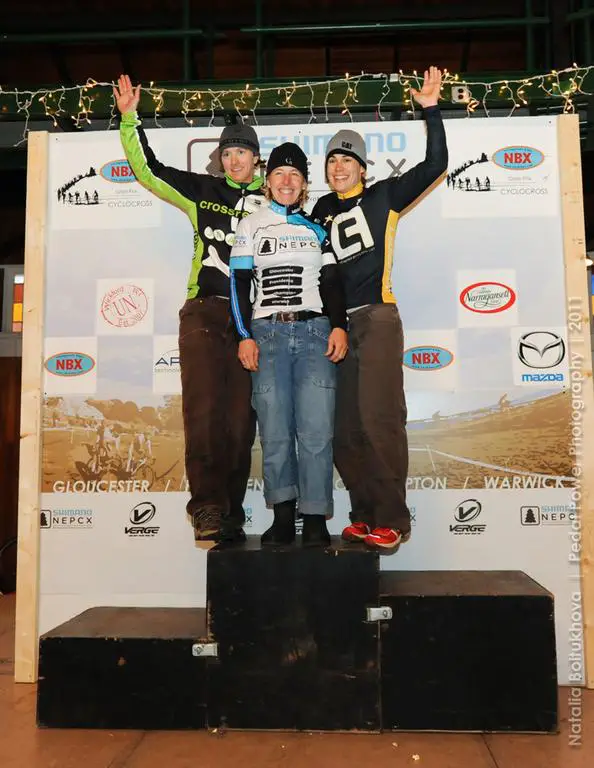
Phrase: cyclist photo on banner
[{"left": 127, "top": 430, "right": 153, "bottom": 475}]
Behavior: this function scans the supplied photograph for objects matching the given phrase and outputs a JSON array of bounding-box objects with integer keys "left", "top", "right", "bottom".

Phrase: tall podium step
[
  {"left": 379, "top": 571, "right": 558, "bottom": 732},
  {"left": 206, "top": 537, "right": 380, "bottom": 732},
  {"left": 37, "top": 607, "right": 209, "bottom": 729}
]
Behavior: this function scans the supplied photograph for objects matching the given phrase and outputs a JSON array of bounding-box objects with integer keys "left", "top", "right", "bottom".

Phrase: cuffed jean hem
[
  {"left": 299, "top": 500, "right": 334, "bottom": 517},
  {"left": 264, "top": 484, "right": 299, "bottom": 506}
]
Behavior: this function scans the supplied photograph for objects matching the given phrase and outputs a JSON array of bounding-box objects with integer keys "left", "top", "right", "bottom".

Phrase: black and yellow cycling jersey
[
  {"left": 312, "top": 106, "right": 447, "bottom": 311},
  {"left": 119, "top": 111, "right": 265, "bottom": 300}
]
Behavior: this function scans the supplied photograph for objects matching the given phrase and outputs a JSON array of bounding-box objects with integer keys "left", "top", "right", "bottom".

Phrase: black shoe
[
  {"left": 261, "top": 500, "right": 296, "bottom": 546},
  {"left": 301, "top": 515, "right": 331, "bottom": 548},
  {"left": 218, "top": 525, "right": 247, "bottom": 544}
]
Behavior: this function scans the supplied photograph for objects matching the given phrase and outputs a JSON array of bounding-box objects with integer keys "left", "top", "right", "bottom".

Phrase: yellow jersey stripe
[{"left": 382, "top": 209, "right": 399, "bottom": 303}]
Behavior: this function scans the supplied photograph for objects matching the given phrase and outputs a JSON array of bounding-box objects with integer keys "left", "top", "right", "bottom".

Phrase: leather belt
[{"left": 266, "top": 311, "right": 323, "bottom": 323}]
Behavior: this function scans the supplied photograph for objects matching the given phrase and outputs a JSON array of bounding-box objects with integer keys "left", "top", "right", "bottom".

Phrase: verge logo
[
  {"left": 40, "top": 508, "right": 93, "bottom": 529},
  {"left": 403, "top": 346, "right": 453, "bottom": 370},
  {"left": 45, "top": 352, "right": 95, "bottom": 377},
  {"left": 518, "top": 331, "right": 565, "bottom": 369},
  {"left": 450, "top": 499, "right": 486, "bottom": 535},
  {"left": 125, "top": 501, "right": 159, "bottom": 537},
  {"left": 492, "top": 146, "right": 544, "bottom": 170},
  {"left": 100, "top": 159, "right": 136, "bottom": 183},
  {"left": 460, "top": 282, "right": 516, "bottom": 313}
]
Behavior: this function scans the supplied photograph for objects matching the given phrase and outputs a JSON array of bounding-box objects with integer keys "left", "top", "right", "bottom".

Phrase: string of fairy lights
[{"left": 0, "top": 64, "right": 592, "bottom": 145}]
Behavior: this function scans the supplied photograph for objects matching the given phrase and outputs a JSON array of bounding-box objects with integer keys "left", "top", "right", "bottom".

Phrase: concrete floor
[{"left": 0, "top": 592, "right": 592, "bottom": 768}]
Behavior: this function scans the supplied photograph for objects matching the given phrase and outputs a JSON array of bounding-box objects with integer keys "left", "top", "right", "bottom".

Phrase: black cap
[
  {"left": 266, "top": 142, "right": 308, "bottom": 181},
  {"left": 218, "top": 123, "right": 260, "bottom": 155}
]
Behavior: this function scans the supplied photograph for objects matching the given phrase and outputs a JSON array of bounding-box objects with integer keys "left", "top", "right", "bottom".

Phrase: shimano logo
[{"left": 258, "top": 132, "right": 406, "bottom": 155}]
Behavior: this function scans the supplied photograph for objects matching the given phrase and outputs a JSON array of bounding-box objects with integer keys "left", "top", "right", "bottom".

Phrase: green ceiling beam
[
  {"left": 241, "top": 17, "right": 550, "bottom": 35},
  {"left": 0, "top": 28, "right": 205, "bottom": 44}
]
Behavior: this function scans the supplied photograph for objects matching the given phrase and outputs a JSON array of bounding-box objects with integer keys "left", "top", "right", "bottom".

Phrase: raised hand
[
  {"left": 410, "top": 66, "right": 442, "bottom": 108},
  {"left": 113, "top": 74, "right": 141, "bottom": 114}
]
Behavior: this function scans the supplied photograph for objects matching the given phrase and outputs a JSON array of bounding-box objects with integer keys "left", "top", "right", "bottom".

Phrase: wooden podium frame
[{"left": 13, "top": 116, "right": 594, "bottom": 687}]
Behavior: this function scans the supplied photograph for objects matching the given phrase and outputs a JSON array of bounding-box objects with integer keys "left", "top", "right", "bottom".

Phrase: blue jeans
[{"left": 251, "top": 316, "right": 336, "bottom": 516}]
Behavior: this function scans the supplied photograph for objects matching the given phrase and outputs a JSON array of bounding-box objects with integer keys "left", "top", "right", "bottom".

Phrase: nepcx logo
[
  {"left": 125, "top": 501, "right": 159, "bottom": 537},
  {"left": 450, "top": 499, "right": 486, "bottom": 535}
]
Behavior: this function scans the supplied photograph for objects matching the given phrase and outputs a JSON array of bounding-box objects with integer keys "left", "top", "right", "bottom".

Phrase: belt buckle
[{"left": 279, "top": 311, "right": 297, "bottom": 322}]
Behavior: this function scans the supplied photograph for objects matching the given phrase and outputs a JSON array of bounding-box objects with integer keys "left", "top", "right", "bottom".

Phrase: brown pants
[
  {"left": 178, "top": 297, "right": 255, "bottom": 536},
  {"left": 334, "top": 304, "right": 410, "bottom": 533}
]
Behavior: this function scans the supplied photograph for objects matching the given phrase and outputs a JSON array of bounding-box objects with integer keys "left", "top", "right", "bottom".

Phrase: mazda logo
[
  {"left": 518, "top": 331, "right": 565, "bottom": 369},
  {"left": 455, "top": 500, "right": 482, "bottom": 523},
  {"left": 130, "top": 502, "right": 156, "bottom": 525}
]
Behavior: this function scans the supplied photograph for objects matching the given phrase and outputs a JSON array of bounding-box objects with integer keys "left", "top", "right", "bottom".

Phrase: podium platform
[
  {"left": 37, "top": 606, "right": 209, "bottom": 729},
  {"left": 37, "top": 536, "right": 558, "bottom": 732},
  {"left": 207, "top": 538, "right": 380, "bottom": 731}
]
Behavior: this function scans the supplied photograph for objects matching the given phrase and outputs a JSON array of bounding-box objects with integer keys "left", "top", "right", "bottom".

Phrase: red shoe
[
  {"left": 342, "top": 522, "right": 371, "bottom": 541},
  {"left": 364, "top": 527, "right": 403, "bottom": 550}
]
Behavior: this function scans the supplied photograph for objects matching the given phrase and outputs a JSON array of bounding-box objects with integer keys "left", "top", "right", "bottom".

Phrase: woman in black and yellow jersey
[{"left": 313, "top": 66, "right": 448, "bottom": 550}]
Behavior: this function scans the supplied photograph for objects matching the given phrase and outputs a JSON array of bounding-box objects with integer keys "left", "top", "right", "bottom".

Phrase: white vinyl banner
[{"left": 40, "top": 116, "right": 582, "bottom": 685}]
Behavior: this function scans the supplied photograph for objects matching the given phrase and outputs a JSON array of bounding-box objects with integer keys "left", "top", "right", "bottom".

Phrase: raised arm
[
  {"left": 388, "top": 66, "right": 448, "bottom": 212},
  {"left": 114, "top": 74, "right": 199, "bottom": 220}
]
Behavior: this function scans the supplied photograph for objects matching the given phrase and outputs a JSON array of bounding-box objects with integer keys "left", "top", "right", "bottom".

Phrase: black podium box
[
  {"left": 37, "top": 607, "right": 209, "bottom": 729},
  {"left": 206, "top": 537, "right": 380, "bottom": 731},
  {"left": 379, "top": 571, "right": 558, "bottom": 733}
]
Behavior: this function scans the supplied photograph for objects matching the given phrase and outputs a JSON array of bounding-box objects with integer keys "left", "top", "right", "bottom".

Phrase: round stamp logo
[{"left": 101, "top": 283, "right": 148, "bottom": 328}]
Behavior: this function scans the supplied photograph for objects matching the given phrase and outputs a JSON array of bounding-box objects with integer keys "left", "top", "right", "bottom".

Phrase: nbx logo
[
  {"left": 505, "top": 151, "right": 533, "bottom": 164},
  {"left": 418, "top": 352, "right": 440, "bottom": 364},
  {"left": 450, "top": 499, "right": 486, "bottom": 535},
  {"left": 57, "top": 359, "right": 83, "bottom": 371}
]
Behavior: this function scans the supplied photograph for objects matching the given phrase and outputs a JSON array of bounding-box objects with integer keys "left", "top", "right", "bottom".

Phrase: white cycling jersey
[{"left": 230, "top": 200, "right": 334, "bottom": 320}]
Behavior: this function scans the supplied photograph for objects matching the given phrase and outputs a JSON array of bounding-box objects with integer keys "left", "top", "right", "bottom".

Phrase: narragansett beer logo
[
  {"left": 459, "top": 281, "right": 516, "bottom": 314},
  {"left": 101, "top": 283, "right": 148, "bottom": 328}
]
